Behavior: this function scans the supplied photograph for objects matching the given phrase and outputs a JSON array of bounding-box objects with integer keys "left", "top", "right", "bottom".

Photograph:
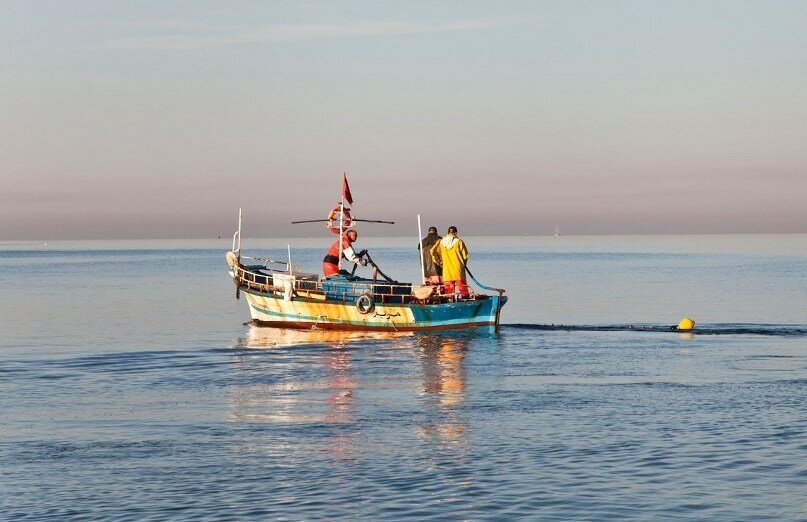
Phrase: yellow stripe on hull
[{"left": 244, "top": 292, "right": 416, "bottom": 329}]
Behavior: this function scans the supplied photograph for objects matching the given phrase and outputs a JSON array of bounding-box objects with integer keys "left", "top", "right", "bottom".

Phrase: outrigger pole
[
  {"left": 290, "top": 218, "right": 395, "bottom": 224},
  {"left": 290, "top": 174, "right": 394, "bottom": 274}
]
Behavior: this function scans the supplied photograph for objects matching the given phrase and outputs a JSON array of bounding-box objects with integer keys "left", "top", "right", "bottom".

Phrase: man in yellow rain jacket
[{"left": 430, "top": 226, "right": 470, "bottom": 298}]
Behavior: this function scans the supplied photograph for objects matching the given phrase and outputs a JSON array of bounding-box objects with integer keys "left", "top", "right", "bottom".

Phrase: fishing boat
[{"left": 226, "top": 176, "right": 507, "bottom": 331}]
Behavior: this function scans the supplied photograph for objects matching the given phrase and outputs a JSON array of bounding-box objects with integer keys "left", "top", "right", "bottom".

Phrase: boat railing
[
  {"left": 239, "top": 255, "right": 305, "bottom": 273},
  {"left": 233, "top": 263, "right": 471, "bottom": 304}
]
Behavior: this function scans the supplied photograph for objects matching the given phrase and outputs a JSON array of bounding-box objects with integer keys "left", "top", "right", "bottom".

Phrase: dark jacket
[{"left": 419, "top": 232, "right": 443, "bottom": 277}]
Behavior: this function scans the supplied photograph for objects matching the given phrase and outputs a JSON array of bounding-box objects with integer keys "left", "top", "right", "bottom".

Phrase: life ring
[
  {"left": 356, "top": 293, "right": 375, "bottom": 315},
  {"left": 225, "top": 250, "right": 239, "bottom": 268},
  {"left": 327, "top": 205, "right": 353, "bottom": 234}
]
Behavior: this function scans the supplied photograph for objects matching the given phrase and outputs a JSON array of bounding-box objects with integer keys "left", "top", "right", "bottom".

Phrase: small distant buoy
[{"left": 677, "top": 317, "right": 695, "bottom": 331}]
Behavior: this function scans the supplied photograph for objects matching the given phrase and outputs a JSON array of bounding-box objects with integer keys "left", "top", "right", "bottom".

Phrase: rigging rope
[{"left": 462, "top": 263, "right": 505, "bottom": 294}]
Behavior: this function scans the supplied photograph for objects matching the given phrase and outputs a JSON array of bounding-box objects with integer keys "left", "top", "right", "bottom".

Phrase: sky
[{"left": 1, "top": 0, "right": 806, "bottom": 239}]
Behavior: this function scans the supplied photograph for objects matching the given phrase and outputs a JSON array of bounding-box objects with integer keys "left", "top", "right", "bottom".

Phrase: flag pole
[
  {"left": 417, "top": 214, "right": 426, "bottom": 284},
  {"left": 337, "top": 196, "right": 344, "bottom": 271},
  {"left": 337, "top": 173, "right": 346, "bottom": 271}
]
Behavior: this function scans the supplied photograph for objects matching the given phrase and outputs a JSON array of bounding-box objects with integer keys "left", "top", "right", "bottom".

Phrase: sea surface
[{"left": 1, "top": 235, "right": 806, "bottom": 520}]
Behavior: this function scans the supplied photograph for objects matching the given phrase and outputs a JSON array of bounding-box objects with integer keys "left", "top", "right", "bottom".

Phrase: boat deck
[{"left": 234, "top": 264, "right": 492, "bottom": 306}]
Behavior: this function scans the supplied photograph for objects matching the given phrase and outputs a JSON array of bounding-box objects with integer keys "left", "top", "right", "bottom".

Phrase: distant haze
[{"left": 2, "top": 1, "right": 806, "bottom": 239}]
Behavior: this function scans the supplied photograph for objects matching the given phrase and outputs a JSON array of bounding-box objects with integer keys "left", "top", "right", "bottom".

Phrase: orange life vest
[{"left": 322, "top": 235, "right": 353, "bottom": 276}]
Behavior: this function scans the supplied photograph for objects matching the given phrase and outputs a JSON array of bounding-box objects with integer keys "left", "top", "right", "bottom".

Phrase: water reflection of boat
[
  {"left": 419, "top": 335, "right": 467, "bottom": 407},
  {"left": 416, "top": 333, "right": 472, "bottom": 446},
  {"left": 237, "top": 324, "right": 412, "bottom": 349},
  {"left": 228, "top": 331, "right": 363, "bottom": 460}
]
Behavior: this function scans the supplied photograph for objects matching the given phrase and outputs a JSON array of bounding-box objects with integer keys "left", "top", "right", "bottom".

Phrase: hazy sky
[{"left": 2, "top": 0, "right": 806, "bottom": 239}]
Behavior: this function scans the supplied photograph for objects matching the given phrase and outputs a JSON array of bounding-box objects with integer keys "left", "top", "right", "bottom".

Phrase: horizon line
[{"left": 3, "top": 231, "right": 807, "bottom": 243}]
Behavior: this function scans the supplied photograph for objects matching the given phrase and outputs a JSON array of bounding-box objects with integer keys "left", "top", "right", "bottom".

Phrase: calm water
[{"left": 1, "top": 235, "right": 806, "bottom": 520}]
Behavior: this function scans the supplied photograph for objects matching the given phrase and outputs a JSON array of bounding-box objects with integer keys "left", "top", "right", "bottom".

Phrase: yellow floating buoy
[{"left": 677, "top": 317, "right": 696, "bottom": 331}]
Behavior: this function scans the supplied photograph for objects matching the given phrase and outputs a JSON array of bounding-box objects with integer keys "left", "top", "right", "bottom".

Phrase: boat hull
[{"left": 243, "top": 288, "right": 506, "bottom": 331}]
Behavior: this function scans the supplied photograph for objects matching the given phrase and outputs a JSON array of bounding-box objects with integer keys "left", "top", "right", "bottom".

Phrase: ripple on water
[{"left": 1, "top": 326, "right": 806, "bottom": 520}]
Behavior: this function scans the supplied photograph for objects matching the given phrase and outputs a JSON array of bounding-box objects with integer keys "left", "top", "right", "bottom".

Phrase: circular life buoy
[
  {"left": 327, "top": 205, "right": 353, "bottom": 234},
  {"left": 356, "top": 293, "right": 375, "bottom": 315},
  {"left": 225, "top": 250, "right": 238, "bottom": 268}
]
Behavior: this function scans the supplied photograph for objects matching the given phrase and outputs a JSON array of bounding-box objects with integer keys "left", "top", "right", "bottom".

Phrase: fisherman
[
  {"left": 322, "top": 228, "right": 367, "bottom": 276},
  {"left": 431, "top": 226, "right": 470, "bottom": 298},
  {"left": 419, "top": 226, "right": 443, "bottom": 285}
]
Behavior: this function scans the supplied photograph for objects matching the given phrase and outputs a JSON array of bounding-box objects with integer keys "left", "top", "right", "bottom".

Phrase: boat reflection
[
  {"left": 228, "top": 325, "right": 412, "bottom": 461},
  {"left": 321, "top": 347, "right": 357, "bottom": 461},
  {"left": 416, "top": 332, "right": 471, "bottom": 446},
  {"left": 227, "top": 326, "right": 496, "bottom": 463},
  {"left": 236, "top": 323, "right": 412, "bottom": 349}
]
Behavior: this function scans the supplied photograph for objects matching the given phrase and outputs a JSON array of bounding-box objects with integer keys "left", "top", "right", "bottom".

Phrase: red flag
[{"left": 341, "top": 173, "right": 354, "bottom": 205}]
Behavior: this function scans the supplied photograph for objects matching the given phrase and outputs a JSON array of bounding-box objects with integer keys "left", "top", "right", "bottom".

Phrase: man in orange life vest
[{"left": 322, "top": 229, "right": 367, "bottom": 276}]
